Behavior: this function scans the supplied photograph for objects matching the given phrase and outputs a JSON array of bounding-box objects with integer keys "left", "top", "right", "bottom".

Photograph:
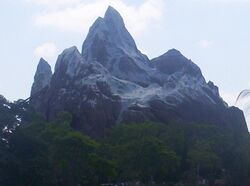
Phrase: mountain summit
[
  {"left": 104, "top": 6, "right": 126, "bottom": 29},
  {"left": 30, "top": 6, "right": 247, "bottom": 136},
  {"left": 82, "top": 6, "right": 138, "bottom": 60},
  {"left": 82, "top": 6, "right": 151, "bottom": 86}
]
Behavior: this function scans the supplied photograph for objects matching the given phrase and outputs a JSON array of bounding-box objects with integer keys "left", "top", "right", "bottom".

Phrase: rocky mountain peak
[
  {"left": 31, "top": 58, "right": 52, "bottom": 96},
  {"left": 82, "top": 6, "right": 151, "bottom": 86},
  {"left": 82, "top": 6, "right": 138, "bottom": 61},
  {"left": 163, "top": 48, "right": 182, "bottom": 56},
  {"left": 37, "top": 58, "right": 51, "bottom": 71},
  {"left": 55, "top": 46, "right": 85, "bottom": 78},
  {"left": 104, "top": 6, "right": 125, "bottom": 28},
  {"left": 151, "top": 49, "right": 203, "bottom": 79}
]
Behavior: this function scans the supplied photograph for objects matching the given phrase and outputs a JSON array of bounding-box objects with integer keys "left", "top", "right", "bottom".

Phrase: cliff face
[{"left": 30, "top": 6, "right": 248, "bottom": 136}]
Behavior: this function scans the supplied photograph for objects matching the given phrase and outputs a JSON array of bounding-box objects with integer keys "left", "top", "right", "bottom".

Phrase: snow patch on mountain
[{"left": 3, "top": 104, "right": 11, "bottom": 109}]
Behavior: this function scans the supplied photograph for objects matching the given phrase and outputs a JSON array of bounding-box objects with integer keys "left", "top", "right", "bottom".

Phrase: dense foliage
[{"left": 0, "top": 110, "right": 250, "bottom": 185}]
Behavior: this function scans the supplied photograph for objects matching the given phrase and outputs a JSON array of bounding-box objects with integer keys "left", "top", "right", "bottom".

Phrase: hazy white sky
[{"left": 1, "top": 0, "right": 250, "bottom": 105}]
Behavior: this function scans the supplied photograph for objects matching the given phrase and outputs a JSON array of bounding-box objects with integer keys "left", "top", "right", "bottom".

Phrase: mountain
[
  {"left": 236, "top": 89, "right": 250, "bottom": 130},
  {"left": 30, "top": 6, "right": 247, "bottom": 136}
]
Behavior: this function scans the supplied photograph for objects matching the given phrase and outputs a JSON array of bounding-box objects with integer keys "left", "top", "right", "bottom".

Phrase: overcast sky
[{"left": 1, "top": 0, "right": 250, "bottom": 105}]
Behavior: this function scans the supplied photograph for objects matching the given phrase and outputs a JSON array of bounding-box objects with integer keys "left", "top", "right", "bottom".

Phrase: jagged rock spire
[
  {"left": 104, "top": 6, "right": 125, "bottom": 28},
  {"left": 82, "top": 6, "right": 138, "bottom": 60},
  {"left": 31, "top": 58, "right": 52, "bottom": 96}
]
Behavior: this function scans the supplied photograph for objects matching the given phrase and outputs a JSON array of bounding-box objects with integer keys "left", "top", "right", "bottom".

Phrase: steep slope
[
  {"left": 236, "top": 90, "right": 250, "bottom": 130},
  {"left": 30, "top": 6, "right": 248, "bottom": 136},
  {"left": 82, "top": 6, "right": 152, "bottom": 86}
]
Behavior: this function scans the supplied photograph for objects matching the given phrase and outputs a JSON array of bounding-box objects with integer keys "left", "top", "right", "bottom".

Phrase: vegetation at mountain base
[{"left": 0, "top": 103, "right": 250, "bottom": 186}]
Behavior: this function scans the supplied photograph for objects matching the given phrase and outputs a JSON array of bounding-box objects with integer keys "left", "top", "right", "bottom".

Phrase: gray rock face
[
  {"left": 31, "top": 58, "right": 52, "bottom": 96},
  {"left": 30, "top": 6, "right": 248, "bottom": 136}
]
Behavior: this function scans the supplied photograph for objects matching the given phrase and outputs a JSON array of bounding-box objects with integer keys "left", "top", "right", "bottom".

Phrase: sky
[{"left": 1, "top": 0, "right": 250, "bottom": 106}]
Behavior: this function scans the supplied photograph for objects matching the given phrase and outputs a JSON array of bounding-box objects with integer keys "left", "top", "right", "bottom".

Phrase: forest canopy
[{"left": 0, "top": 110, "right": 250, "bottom": 186}]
